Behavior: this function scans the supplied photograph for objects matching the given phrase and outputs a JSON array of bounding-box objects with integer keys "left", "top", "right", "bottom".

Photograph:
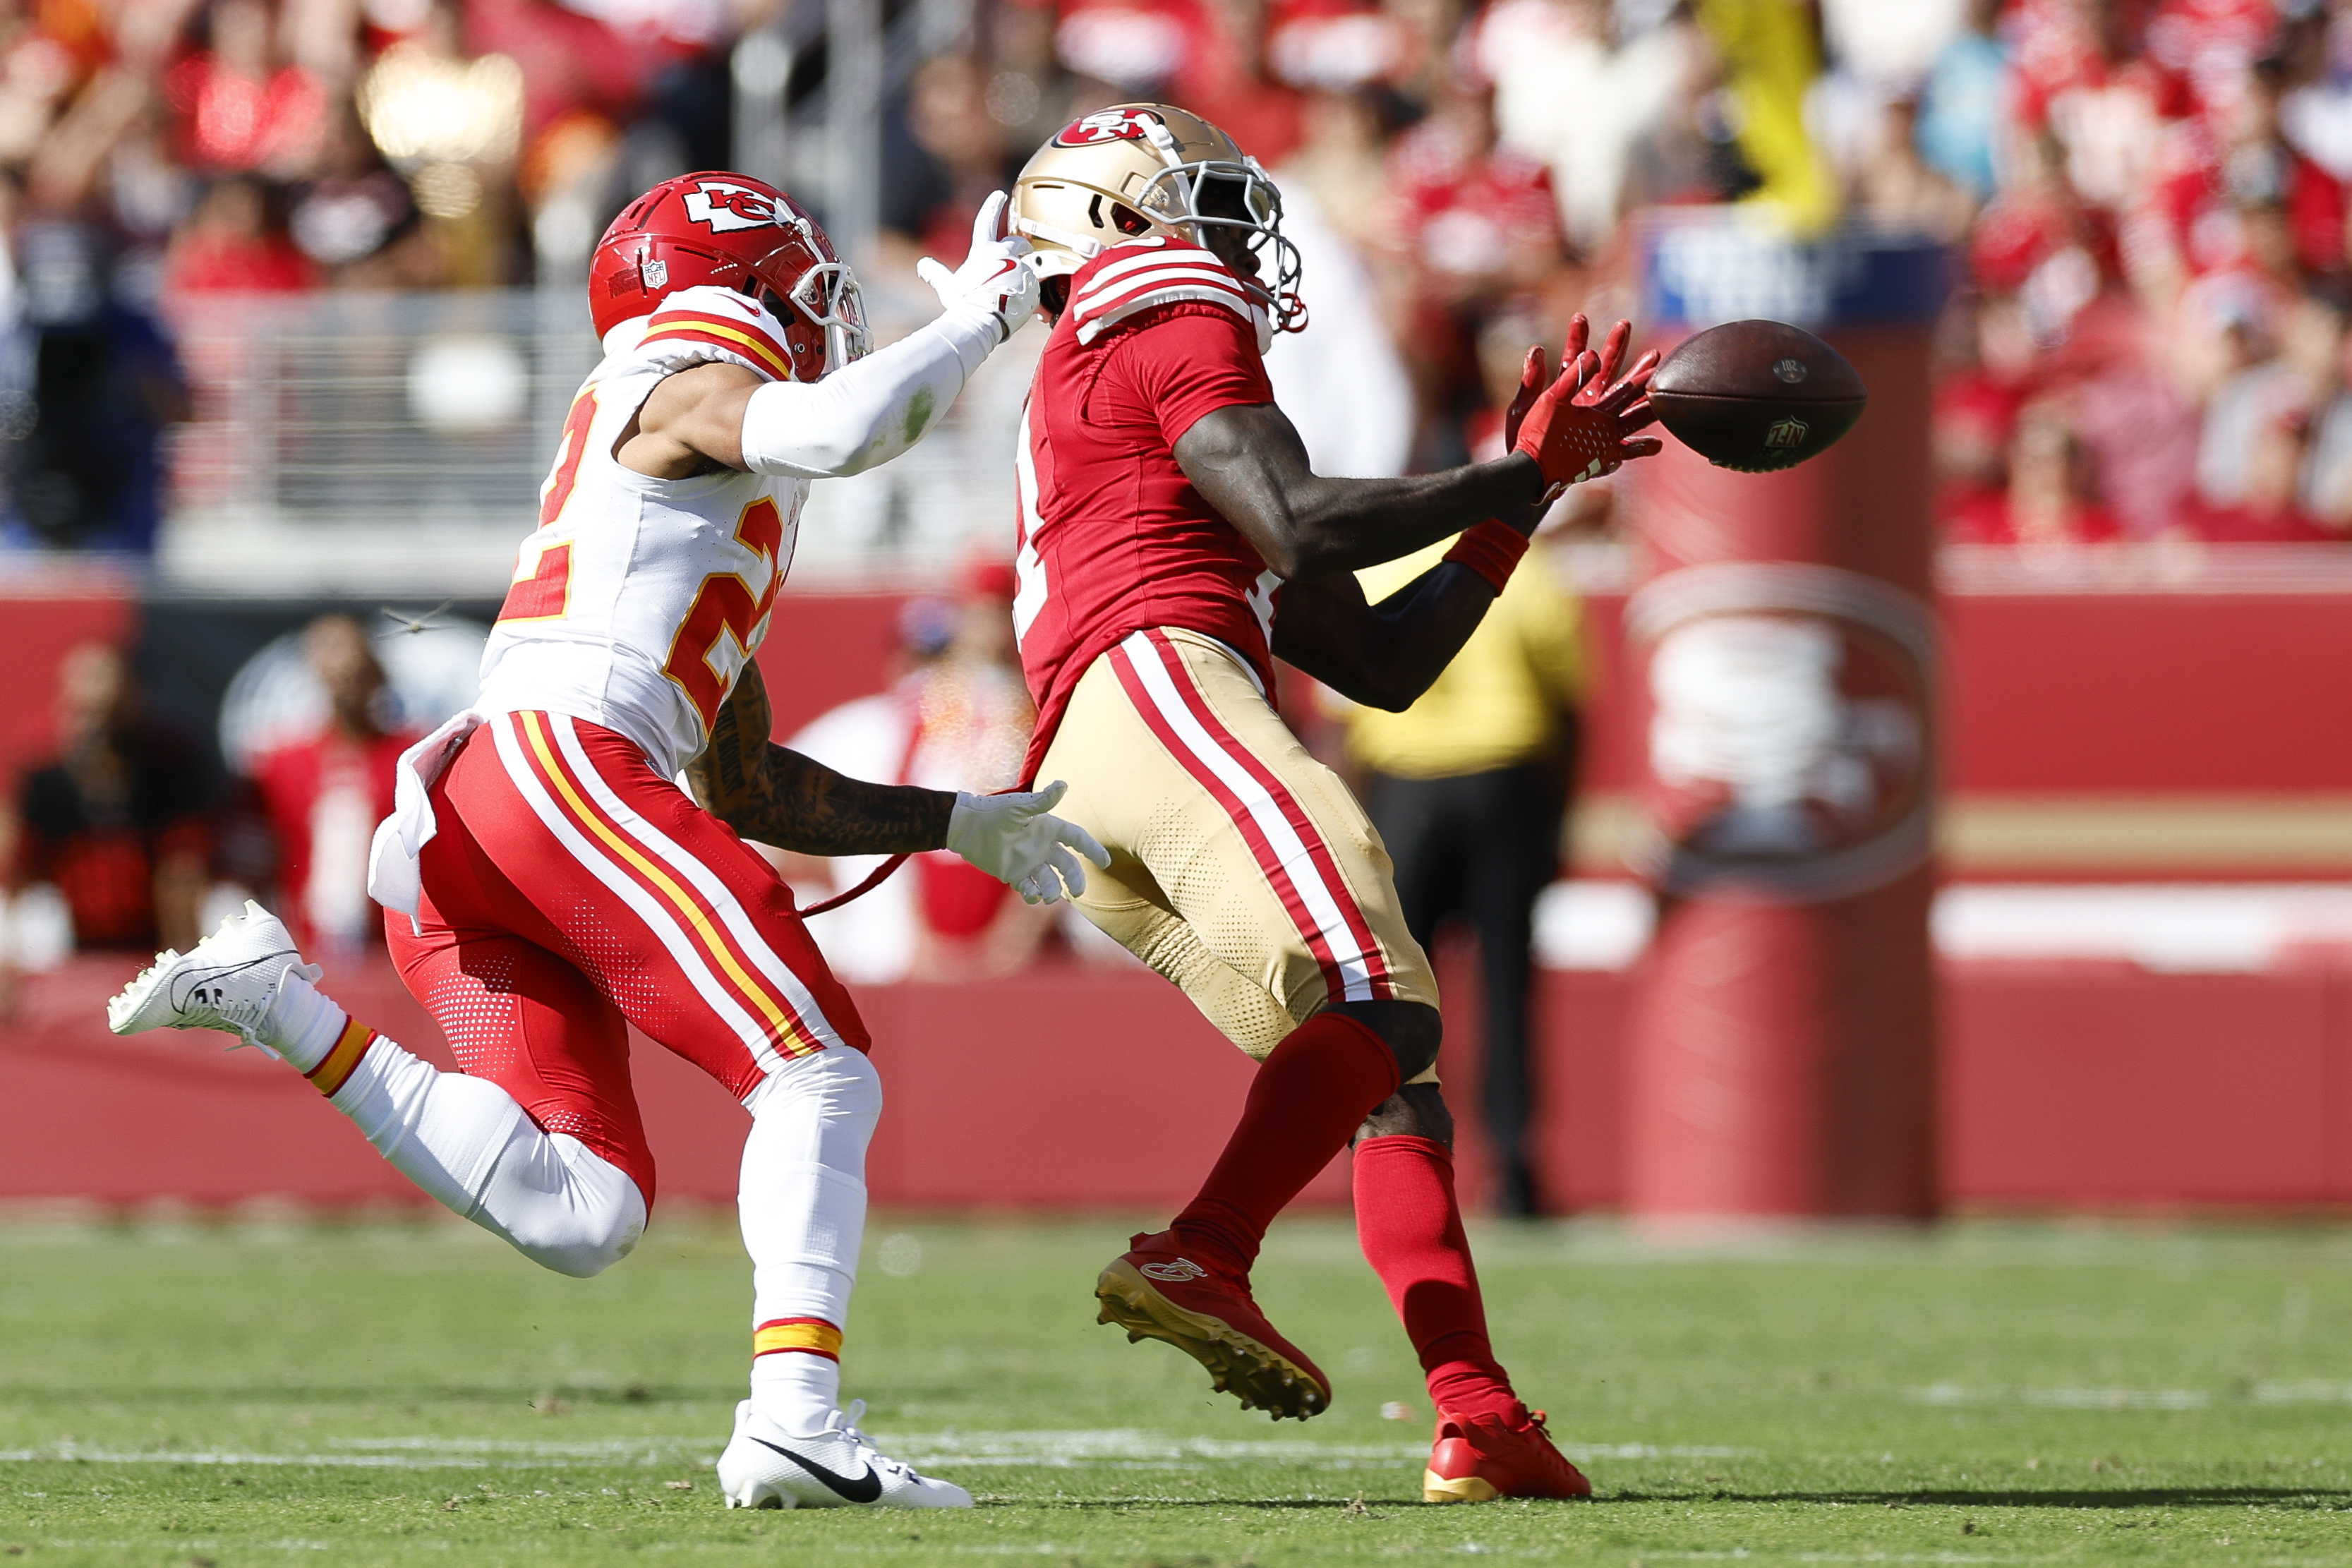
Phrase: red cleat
[
  {"left": 1094, "top": 1231, "right": 1332, "bottom": 1420},
  {"left": 1423, "top": 1404, "right": 1593, "bottom": 1502}
]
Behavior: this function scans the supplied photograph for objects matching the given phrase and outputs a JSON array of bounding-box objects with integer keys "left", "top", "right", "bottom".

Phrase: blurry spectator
[
  {"left": 1264, "top": 157, "right": 1416, "bottom": 481},
  {"left": 1847, "top": 92, "right": 1977, "bottom": 241},
  {"left": 3, "top": 643, "right": 208, "bottom": 956},
  {"left": 1917, "top": 0, "right": 2008, "bottom": 201},
  {"left": 166, "top": 172, "right": 318, "bottom": 289},
  {"left": 1276, "top": 89, "right": 1392, "bottom": 250},
  {"left": 6, "top": 219, "right": 189, "bottom": 551},
  {"left": 984, "top": 0, "right": 1077, "bottom": 159},
  {"left": 1622, "top": 8, "right": 1768, "bottom": 212},
  {"left": 781, "top": 562, "right": 1044, "bottom": 984},
  {"left": 2065, "top": 299, "right": 2202, "bottom": 537},
  {"left": 1380, "top": 76, "right": 1564, "bottom": 463},
  {"left": 883, "top": 54, "right": 1015, "bottom": 267},
  {"left": 1169, "top": 0, "right": 1303, "bottom": 167},
  {"left": 2190, "top": 399, "right": 2327, "bottom": 539},
  {"left": 163, "top": 0, "right": 327, "bottom": 178},
  {"left": 356, "top": 0, "right": 523, "bottom": 284},
  {"left": 2299, "top": 315, "right": 2352, "bottom": 530},
  {"left": 1687, "top": 0, "right": 1838, "bottom": 231},
  {"left": 2006, "top": 0, "right": 2185, "bottom": 224},
  {"left": 1949, "top": 395, "right": 2123, "bottom": 544},
  {"left": 1344, "top": 512, "right": 1589, "bottom": 1217},
  {"left": 241, "top": 615, "right": 414, "bottom": 955},
  {"left": 1931, "top": 296, "right": 2022, "bottom": 527},
  {"left": 2194, "top": 291, "right": 2328, "bottom": 510},
  {"left": 1054, "top": 0, "right": 1192, "bottom": 99},
  {"left": 290, "top": 99, "right": 436, "bottom": 283},
  {"left": 1478, "top": 0, "right": 1690, "bottom": 253}
]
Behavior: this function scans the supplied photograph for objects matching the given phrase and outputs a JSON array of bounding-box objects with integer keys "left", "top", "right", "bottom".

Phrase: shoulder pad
[
  {"left": 1068, "top": 241, "right": 1273, "bottom": 354},
  {"left": 633, "top": 285, "right": 798, "bottom": 382}
]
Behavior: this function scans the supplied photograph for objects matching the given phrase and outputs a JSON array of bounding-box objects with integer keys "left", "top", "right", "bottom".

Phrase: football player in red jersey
[
  {"left": 108, "top": 174, "right": 1106, "bottom": 1511},
  {"left": 1009, "top": 105, "right": 1660, "bottom": 1502}
]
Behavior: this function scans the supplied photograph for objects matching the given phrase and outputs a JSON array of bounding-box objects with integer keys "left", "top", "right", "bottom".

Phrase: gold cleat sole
[
  {"left": 1423, "top": 1470, "right": 1500, "bottom": 1504},
  {"left": 1094, "top": 1259, "right": 1328, "bottom": 1421}
]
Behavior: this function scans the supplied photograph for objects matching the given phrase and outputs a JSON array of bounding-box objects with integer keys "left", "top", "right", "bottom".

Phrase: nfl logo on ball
[{"left": 1763, "top": 416, "right": 1809, "bottom": 450}]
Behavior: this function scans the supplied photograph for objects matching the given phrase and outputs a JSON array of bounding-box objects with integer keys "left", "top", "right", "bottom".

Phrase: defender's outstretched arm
[
  {"left": 688, "top": 662, "right": 1109, "bottom": 903},
  {"left": 623, "top": 193, "right": 1039, "bottom": 482},
  {"left": 689, "top": 660, "right": 955, "bottom": 855},
  {"left": 1173, "top": 316, "right": 1659, "bottom": 581}
]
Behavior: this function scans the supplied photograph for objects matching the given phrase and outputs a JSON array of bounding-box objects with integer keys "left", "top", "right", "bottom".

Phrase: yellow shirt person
[
  {"left": 1337, "top": 533, "right": 1587, "bottom": 1218},
  {"left": 1343, "top": 537, "right": 1584, "bottom": 780}
]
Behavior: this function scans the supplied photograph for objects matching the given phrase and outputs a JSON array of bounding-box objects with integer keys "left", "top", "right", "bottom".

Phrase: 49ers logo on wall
[
  {"left": 682, "top": 181, "right": 785, "bottom": 234},
  {"left": 1054, "top": 108, "right": 1163, "bottom": 146}
]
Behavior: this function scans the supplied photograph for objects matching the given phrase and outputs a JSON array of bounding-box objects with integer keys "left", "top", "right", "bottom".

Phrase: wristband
[{"left": 1443, "top": 519, "right": 1532, "bottom": 593}]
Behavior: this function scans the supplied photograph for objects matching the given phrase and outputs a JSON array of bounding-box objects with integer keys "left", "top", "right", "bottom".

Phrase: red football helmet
[{"left": 589, "top": 171, "right": 869, "bottom": 378}]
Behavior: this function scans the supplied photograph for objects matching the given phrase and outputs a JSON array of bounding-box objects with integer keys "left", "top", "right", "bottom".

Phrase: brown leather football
[{"left": 1647, "top": 320, "right": 1868, "bottom": 473}]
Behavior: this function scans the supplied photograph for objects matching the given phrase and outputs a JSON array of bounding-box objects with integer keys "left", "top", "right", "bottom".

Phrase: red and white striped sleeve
[{"left": 1068, "top": 240, "right": 1272, "bottom": 350}]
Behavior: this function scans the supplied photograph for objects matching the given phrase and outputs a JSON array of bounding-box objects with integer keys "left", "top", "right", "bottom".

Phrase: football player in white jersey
[{"left": 107, "top": 173, "right": 1107, "bottom": 1511}]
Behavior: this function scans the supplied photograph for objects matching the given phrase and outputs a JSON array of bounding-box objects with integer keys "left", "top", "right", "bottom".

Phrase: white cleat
[
  {"left": 105, "top": 899, "right": 317, "bottom": 1049},
  {"left": 716, "top": 1399, "right": 971, "bottom": 1510}
]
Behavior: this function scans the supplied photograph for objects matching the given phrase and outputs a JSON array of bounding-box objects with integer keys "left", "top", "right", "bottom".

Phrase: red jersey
[{"left": 1013, "top": 236, "right": 1281, "bottom": 783}]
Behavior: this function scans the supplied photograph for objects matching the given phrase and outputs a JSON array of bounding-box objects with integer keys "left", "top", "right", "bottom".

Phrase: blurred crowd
[
  {"left": 8, "top": 0, "right": 2352, "bottom": 552},
  {"left": 875, "top": 0, "right": 2352, "bottom": 543}
]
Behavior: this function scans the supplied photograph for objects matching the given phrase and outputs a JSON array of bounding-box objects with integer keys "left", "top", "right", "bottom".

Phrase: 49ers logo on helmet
[
  {"left": 681, "top": 180, "right": 784, "bottom": 234},
  {"left": 1054, "top": 108, "right": 1163, "bottom": 147}
]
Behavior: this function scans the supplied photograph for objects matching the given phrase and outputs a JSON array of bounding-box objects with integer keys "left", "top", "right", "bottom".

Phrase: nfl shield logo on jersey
[
  {"left": 1054, "top": 108, "right": 1163, "bottom": 146},
  {"left": 682, "top": 181, "right": 784, "bottom": 234}
]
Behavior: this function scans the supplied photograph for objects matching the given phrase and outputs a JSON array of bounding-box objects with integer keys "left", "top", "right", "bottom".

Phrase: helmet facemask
[
  {"left": 784, "top": 256, "right": 871, "bottom": 373},
  {"left": 1128, "top": 139, "right": 1306, "bottom": 334},
  {"left": 749, "top": 236, "right": 870, "bottom": 378}
]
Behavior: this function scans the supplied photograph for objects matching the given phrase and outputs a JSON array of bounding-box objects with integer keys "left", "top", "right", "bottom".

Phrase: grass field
[{"left": 2, "top": 1211, "right": 2351, "bottom": 1565}]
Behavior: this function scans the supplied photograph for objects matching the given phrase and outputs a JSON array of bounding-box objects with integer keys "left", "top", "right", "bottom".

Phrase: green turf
[{"left": 2, "top": 1211, "right": 2351, "bottom": 1565}]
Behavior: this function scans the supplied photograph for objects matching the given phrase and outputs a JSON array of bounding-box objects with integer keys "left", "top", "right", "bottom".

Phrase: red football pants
[{"left": 385, "top": 710, "right": 869, "bottom": 1208}]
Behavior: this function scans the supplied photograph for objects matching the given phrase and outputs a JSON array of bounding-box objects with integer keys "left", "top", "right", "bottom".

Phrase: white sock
[
  {"left": 751, "top": 1351, "right": 842, "bottom": 1437},
  {"left": 265, "top": 963, "right": 347, "bottom": 1073},
  {"left": 327, "top": 1034, "right": 646, "bottom": 1277},
  {"left": 740, "top": 1046, "right": 881, "bottom": 1433}
]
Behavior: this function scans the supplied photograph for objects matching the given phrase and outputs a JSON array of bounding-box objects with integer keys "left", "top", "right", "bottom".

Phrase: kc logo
[
  {"left": 682, "top": 181, "right": 784, "bottom": 234},
  {"left": 1055, "top": 108, "right": 1164, "bottom": 146}
]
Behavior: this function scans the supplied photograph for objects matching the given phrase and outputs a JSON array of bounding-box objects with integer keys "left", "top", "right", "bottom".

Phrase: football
[{"left": 1646, "top": 320, "right": 1869, "bottom": 473}]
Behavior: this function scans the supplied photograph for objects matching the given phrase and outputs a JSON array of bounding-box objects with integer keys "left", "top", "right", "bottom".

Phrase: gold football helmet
[{"left": 1011, "top": 102, "right": 1305, "bottom": 332}]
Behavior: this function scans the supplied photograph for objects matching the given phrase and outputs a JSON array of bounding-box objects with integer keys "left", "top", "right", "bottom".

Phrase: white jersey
[{"left": 476, "top": 287, "right": 809, "bottom": 776}]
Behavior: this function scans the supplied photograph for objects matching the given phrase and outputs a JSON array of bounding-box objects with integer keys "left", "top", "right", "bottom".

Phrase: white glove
[
  {"left": 945, "top": 780, "right": 1111, "bottom": 905},
  {"left": 916, "top": 190, "right": 1040, "bottom": 344}
]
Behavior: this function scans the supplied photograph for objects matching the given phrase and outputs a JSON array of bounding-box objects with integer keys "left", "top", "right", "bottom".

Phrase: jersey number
[
  {"left": 499, "top": 541, "right": 573, "bottom": 622},
  {"left": 663, "top": 497, "right": 787, "bottom": 733},
  {"left": 539, "top": 390, "right": 598, "bottom": 526},
  {"left": 496, "top": 390, "right": 600, "bottom": 625}
]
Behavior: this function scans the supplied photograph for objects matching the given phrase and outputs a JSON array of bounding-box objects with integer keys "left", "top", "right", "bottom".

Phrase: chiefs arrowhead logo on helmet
[
  {"left": 681, "top": 180, "right": 785, "bottom": 234},
  {"left": 1054, "top": 108, "right": 1164, "bottom": 147},
  {"left": 590, "top": 171, "right": 870, "bottom": 375}
]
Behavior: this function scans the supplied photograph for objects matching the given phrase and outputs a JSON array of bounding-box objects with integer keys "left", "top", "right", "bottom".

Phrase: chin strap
[{"left": 800, "top": 852, "right": 911, "bottom": 916}]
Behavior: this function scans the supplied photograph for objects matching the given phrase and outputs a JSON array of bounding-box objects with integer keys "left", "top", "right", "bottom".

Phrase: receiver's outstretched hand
[{"left": 1509, "top": 315, "right": 1663, "bottom": 498}]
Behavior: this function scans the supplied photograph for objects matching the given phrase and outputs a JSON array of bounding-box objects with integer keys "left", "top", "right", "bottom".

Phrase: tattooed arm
[{"left": 687, "top": 659, "right": 955, "bottom": 855}]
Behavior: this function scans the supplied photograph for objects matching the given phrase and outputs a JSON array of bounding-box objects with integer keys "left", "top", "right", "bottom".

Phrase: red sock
[
  {"left": 1353, "top": 1134, "right": 1518, "bottom": 1421},
  {"left": 1171, "top": 1013, "right": 1400, "bottom": 1275}
]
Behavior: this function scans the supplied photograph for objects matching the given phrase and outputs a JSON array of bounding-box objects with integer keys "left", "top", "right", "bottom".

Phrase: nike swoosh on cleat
[
  {"left": 747, "top": 1436, "right": 883, "bottom": 1503},
  {"left": 166, "top": 953, "right": 289, "bottom": 1009}
]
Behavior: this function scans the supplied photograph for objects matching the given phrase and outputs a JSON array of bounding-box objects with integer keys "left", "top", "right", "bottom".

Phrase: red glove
[{"left": 1510, "top": 315, "right": 1661, "bottom": 500}]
